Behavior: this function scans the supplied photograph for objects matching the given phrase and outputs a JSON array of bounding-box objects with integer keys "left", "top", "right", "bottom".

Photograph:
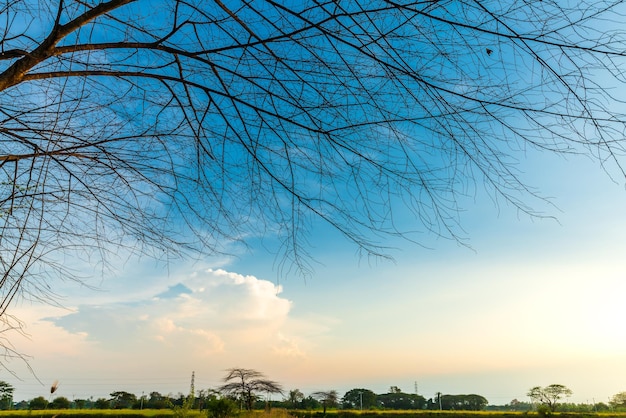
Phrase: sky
[
  {"left": 2, "top": 0, "right": 626, "bottom": 410},
  {"left": 4, "top": 145, "right": 626, "bottom": 406}
]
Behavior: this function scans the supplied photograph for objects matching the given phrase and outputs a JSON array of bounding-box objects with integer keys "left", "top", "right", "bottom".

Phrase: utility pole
[{"left": 189, "top": 371, "right": 196, "bottom": 404}]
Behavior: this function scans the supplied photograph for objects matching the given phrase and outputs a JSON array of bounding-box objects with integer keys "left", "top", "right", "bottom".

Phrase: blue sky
[
  {"left": 3, "top": 0, "right": 626, "bottom": 409},
  {"left": 6, "top": 145, "right": 626, "bottom": 405}
]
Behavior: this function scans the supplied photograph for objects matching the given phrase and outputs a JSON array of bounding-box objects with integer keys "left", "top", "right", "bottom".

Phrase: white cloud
[
  {"left": 272, "top": 333, "right": 306, "bottom": 359},
  {"left": 3, "top": 265, "right": 342, "bottom": 403},
  {"left": 30, "top": 267, "right": 302, "bottom": 365}
]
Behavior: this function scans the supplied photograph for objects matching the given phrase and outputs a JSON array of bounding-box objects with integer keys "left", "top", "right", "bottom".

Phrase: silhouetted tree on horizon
[
  {"left": 218, "top": 368, "right": 283, "bottom": 410},
  {"left": 528, "top": 384, "right": 573, "bottom": 412}
]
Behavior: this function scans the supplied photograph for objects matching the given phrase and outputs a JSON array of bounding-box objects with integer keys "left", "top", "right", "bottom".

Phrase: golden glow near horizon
[
  {"left": 5, "top": 151, "right": 626, "bottom": 405},
  {"left": 9, "top": 251, "right": 626, "bottom": 403}
]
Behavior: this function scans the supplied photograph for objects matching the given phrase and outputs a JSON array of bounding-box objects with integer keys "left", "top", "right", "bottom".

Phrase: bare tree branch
[{"left": 0, "top": 0, "right": 626, "bottom": 364}]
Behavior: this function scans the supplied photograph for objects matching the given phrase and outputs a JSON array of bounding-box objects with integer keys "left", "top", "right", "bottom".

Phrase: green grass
[
  {"left": 287, "top": 411, "right": 626, "bottom": 418},
  {"left": 0, "top": 410, "right": 201, "bottom": 418},
  {"left": 1, "top": 410, "right": 626, "bottom": 418}
]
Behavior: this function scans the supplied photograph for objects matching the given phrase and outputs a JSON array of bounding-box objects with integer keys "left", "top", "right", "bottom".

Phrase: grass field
[{"left": 0, "top": 410, "right": 625, "bottom": 418}]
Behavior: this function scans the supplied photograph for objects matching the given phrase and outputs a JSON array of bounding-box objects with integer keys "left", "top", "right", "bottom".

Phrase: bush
[
  {"left": 206, "top": 398, "right": 239, "bottom": 418},
  {"left": 50, "top": 396, "right": 71, "bottom": 409},
  {"left": 28, "top": 396, "right": 48, "bottom": 410},
  {"left": 536, "top": 404, "right": 552, "bottom": 418}
]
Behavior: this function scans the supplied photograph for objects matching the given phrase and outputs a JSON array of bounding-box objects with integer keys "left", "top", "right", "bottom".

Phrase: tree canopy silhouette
[
  {"left": 218, "top": 368, "right": 283, "bottom": 410},
  {"left": 1, "top": 1, "right": 626, "bottom": 326},
  {"left": 528, "top": 384, "right": 573, "bottom": 412}
]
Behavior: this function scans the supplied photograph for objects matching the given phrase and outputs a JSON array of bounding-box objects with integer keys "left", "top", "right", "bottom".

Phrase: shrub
[
  {"left": 28, "top": 396, "right": 48, "bottom": 410},
  {"left": 206, "top": 398, "right": 239, "bottom": 418},
  {"left": 536, "top": 404, "right": 552, "bottom": 417}
]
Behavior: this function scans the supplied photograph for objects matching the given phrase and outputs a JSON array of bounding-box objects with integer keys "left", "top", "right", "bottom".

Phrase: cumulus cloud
[
  {"left": 4, "top": 266, "right": 344, "bottom": 396},
  {"left": 45, "top": 268, "right": 300, "bottom": 364}
]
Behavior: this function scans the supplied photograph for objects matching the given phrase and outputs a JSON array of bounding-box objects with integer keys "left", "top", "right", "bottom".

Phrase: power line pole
[{"left": 190, "top": 371, "right": 196, "bottom": 400}]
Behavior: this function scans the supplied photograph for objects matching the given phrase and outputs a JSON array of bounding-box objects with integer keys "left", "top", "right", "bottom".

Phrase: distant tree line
[
  {"left": 3, "top": 374, "right": 626, "bottom": 414},
  {"left": 485, "top": 399, "right": 614, "bottom": 414},
  {"left": 0, "top": 376, "right": 486, "bottom": 412},
  {"left": 486, "top": 386, "right": 626, "bottom": 414},
  {"left": 15, "top": 390, "right": 196, "bottom": 411}
]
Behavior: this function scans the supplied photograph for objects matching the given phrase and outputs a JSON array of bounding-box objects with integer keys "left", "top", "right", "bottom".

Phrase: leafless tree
[
  {"left": 218, "top": 367, "right": 283, "bottom": 410},
  {"left": 1, "top": 1, "right": 626, "bottom": 336}
]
